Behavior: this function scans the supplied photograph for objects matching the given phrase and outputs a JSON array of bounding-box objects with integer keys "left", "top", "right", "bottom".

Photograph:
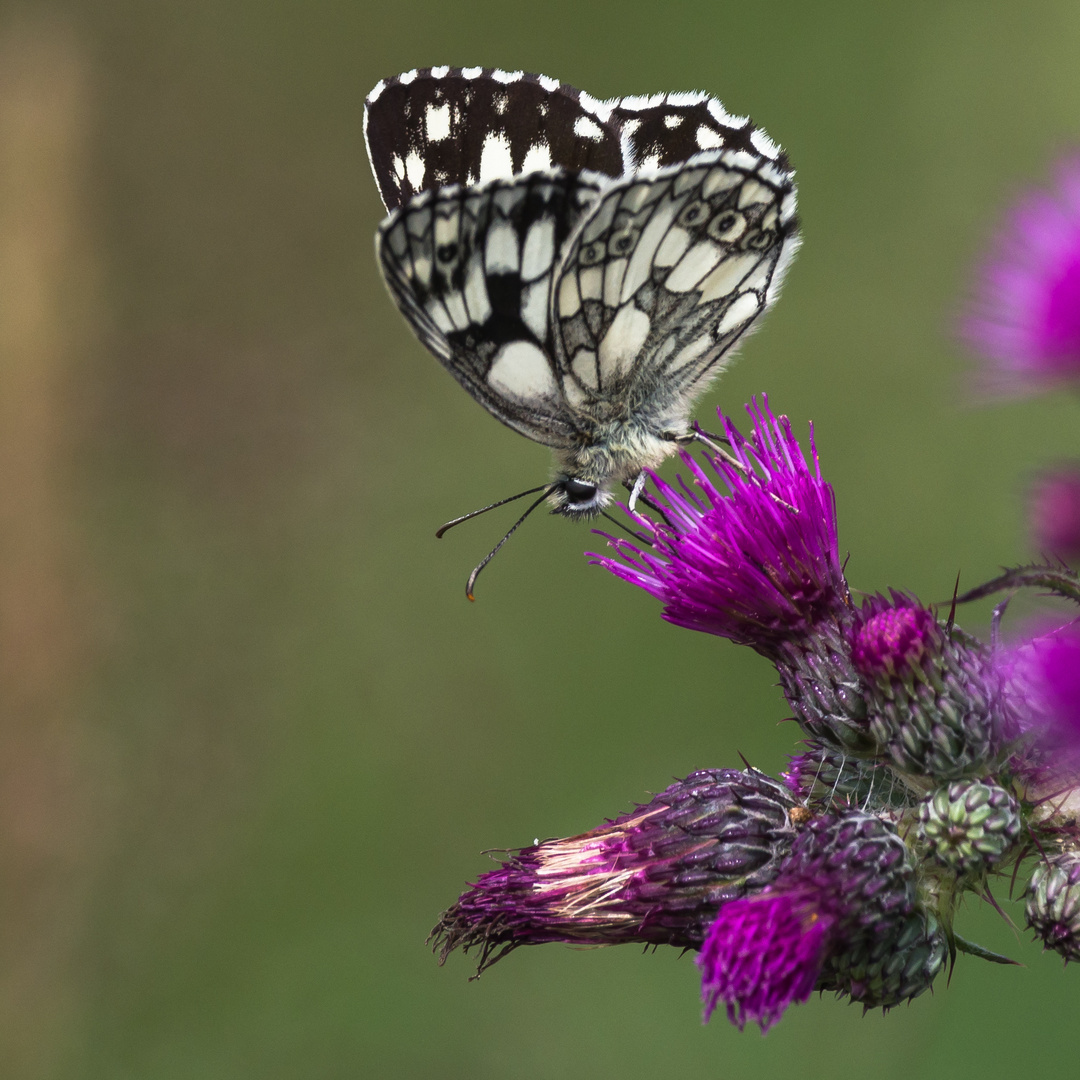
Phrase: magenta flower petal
[
  {"left": 591, "top": 398, "right": 846, "bottom": 651},
  {"left": 697, "top": 889, "right": 830, "bottom": 1031},
  {"left": 963, "top": 154, "right": 1080, "bottom": 392}
]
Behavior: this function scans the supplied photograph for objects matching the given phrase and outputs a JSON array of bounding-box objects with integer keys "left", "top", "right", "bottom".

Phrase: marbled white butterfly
[{"left": 365, "top": 67, "right": 799, "bottom": 595}]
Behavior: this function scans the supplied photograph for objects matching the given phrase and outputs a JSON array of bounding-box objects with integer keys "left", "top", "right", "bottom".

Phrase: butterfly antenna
[
  {"left": 435, "top": 485, "right": 550, "bottom": 539},
  {"left": 465, "top": 488, "right": 554, "bottom": 601}
]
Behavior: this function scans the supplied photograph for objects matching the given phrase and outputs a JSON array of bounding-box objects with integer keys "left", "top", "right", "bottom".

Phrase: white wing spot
[
  {"left": 697, "top": 252, "right": 761, "bottom": 304},
  {"left": 520, "top": 142, "right": 553, "bottom": 172},
  {"left": 599, "top": 304, "right": 652, "bottom": 380},
  {"left": 463, "top": 253, "right": 492, "bottom": 324},
  {"left": 558, "top": 272, "right": 582, "bottom": 317},
  {"left": 425, "top": 103, "right": 451, "bottom": 141},
  {"left": 574, "top": 115, "right": 605, "bottom": 141},
  {"left": 537, "top": 74, "right": 559, "bottom": 91},
  {"left": 429, "top": 65, "right": 449, "bottom": 78},
  {"left": 571, "top": 349, "right": 598, "bottom": 389},
  {"left": 521, "top": 219, "right": 556, "bottom": 280},
  {"left": 663, "top": 114, "right": 683, "bottom": 129},
  {"left": 392, "top": 154, "right": 406, "bottom": 180},
  {"left": 750, "top": 128, "right": 780, "bottom": 160},
  {"left": 487, "top": 341, "right": 557, "bottom": 399},
  {"left": 485, "top": 219, "right": 520, "bottom": 274},
  {"left": 654, "top": 225, "right": 691, "bottom": 267},
  {"left": 461, "top": 66, "right": 482, "bottom": 79},
  {"left": 404, "top": 151, "right": 425, "bottom": 190},
  {"left": 492, "top": 68, "right": 524, "bottom": 84},
  {"left": 702, "top": 167, "right": 742, "bottom": 198},
  {"left": 695, "top": 125, "right": 724, "bottom": 150},
  {"left": 478, "top": 133, "right": 514, "bottom": 182},
  {"left": 398, "top": 69, "right": 418, "bottom": 85},
  {"left": 716, "top": 291, "right": 762, "bottom": 334},
  {"left": 738, "top": 180, "right": 774, "bottom": 208},
  {"left": 521, "top": 278, "right": 549, "bottom": 340}
]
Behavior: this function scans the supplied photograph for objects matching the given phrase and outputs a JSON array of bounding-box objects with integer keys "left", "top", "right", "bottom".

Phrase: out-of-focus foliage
[{"left": 0, "top": 2, "right": 1078, "bottom": 1078}]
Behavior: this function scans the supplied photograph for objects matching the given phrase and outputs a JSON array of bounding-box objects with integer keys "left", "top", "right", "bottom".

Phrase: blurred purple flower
[
  {"left": 963, "top": 154, "right": 1080, "bottom": 392},
  {"left": 1030, "top": 464, "right": 1080, "bottom": 562},
  {"left": 591, "top": 399, "right": 847, "bottom": 653},
  {"left": 1004, "top": 620, "right": 1080, "bottom": 744}
]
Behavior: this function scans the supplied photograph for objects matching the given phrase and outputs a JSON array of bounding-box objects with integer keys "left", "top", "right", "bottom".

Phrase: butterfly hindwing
[
  {"left": 550, "top": 147, "right": 799, "bottom": 417},
  {"left": 377, "top": 170, "right": 607, "bottom": 447},
  {"left": 365, "top": 67, "right": 629, "bottom": 212}
]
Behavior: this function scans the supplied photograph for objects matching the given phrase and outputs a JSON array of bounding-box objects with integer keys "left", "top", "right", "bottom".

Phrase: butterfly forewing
[
  {"left": 550, "top": 148, "right": 799, "bottom": 414},
  {"left": 608, "top": 92, "right": 780, "bottom": 171},
  {"left": 365, "top": 67, "right": 629, "bottom": 212},
  {"left": 378, "top": 170, "right": 607, "bottom": 446}
]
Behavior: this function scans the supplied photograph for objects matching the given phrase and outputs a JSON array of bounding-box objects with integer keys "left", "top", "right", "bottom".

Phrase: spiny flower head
[
  {"left": 697, "top": 811, "right": 945, "bottom": 1031},
  {"left": 431, "top": 769, "right": 796, "bottom": 973},
  {"left": 592, "top": 398, "right": 846, "bottom": 653},
  {"left": 963, "top": 153, "right": 1080, "bottom": 392},
  {"left": 851, "top": 593, "right": 1003, "bottom": 778}
]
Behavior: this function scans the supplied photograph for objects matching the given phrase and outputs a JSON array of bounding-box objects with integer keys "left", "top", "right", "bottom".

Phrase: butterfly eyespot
[
  {"left": 707, "top": 209, "right": 746, "bottom": 243},
  {"left": 677, "top": 200, "right": 710, "bottom": 228},
  {"left": 436, "top": 242, "right": 459, "bottom": 263},
  {"left": 742, "top": 229, "right": 775, "bottom": 251},
  {"left": 608, "top": 227, "right": 639, "bottom": 256},
  {"left": 560, "top": 479, "right": 598, "bottom": 505},
  {"left": 579, "top": 240, "right": 606, "bottom": 266}
]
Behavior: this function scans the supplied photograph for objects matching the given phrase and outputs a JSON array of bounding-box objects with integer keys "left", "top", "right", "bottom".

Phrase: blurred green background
[{"left": 0, "top": 1, "right": 1078, "bottom": 1077}]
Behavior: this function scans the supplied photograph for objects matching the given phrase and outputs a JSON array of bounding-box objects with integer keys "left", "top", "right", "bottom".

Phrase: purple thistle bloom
[
  {"left": 1030, "top": 464, "right": 1080, "bottom": 563},
  {"left": 963, "top": 154, "right": 1080, "bottom": 392},
  {"left": 697, "top": 888, "right": 831, "bottom": 1031},
  {"left": 592, "top": 398, "right": 847, "bottom": 653}
]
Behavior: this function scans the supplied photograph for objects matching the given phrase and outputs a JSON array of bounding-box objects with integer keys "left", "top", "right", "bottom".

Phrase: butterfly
[{"left": 365, "top": 67, "right": 799, "bottom": 595}]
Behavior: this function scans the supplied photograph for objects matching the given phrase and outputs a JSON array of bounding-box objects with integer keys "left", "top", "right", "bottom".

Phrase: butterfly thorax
[{"left": 548, "top": 417, "right": 685, "bottom": 518}]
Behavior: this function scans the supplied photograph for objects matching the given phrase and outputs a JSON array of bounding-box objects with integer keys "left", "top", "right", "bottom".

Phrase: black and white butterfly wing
[
  {"left": 377, "top": 170, "right": 606, "bottom": 448},
  {"left": 550, "top": 147, "right": 799, "bottom": 425},
  {"left": 365, "top": 67, "right": 630, "bottom": 212}
]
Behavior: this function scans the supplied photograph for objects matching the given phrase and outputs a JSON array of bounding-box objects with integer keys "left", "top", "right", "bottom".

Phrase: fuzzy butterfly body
[{"left": 365, "top": 67, "right": 799, "bottom": 520}]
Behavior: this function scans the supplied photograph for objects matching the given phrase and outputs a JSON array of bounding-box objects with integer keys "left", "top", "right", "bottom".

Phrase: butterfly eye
[
  {"left": 608, "top": 226, "right": 639, "bottom": 257},
  {"left": 436, "top": 241, "right": 459, "bottom": 263},
  {"left": 707, "top": 209, "right": 746, "bottom": 243},
  {"left": 742, "top": 229, "right": 776, "bottom": 251},
  {"left": 580, "top": 240, "right": 606, "bottom": 266},
  {"left": 561, "top": 479, "right": 598, "bottom": 505},
  {"left": 677, "top": 200, "right": 710, "bottom": 228}
]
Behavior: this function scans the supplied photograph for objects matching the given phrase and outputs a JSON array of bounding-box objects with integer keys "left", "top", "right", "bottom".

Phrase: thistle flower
[
  {"left": 697, "top": 811, "right": 945, "bottom": 1031},
  {"left": 592, "top": 399, "right": 847, "bottom": 652},
  {"left": 1002, "top": 620, "right": 1080, "bottom": 747},
  {"left": 850, "top": 593, "right": 1003, "bottom": 778},
  {"left": 963, "top": 154, "right": 1080, "bottom": 392},
  {"left": 1029, "top": 464, "right": 1080, "bottom": 563},
  {"left": 432, "top": 769, "right": 796, "bottom": 973}
]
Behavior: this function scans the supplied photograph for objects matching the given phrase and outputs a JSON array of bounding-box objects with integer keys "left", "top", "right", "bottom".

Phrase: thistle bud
[
  {"left": 1026, "top": 850, "right": 1080, "bottom": 962},
  {"left": 433, "top": 769, "right": 796, "bottom": 973},
  {"left": 917, "top": 780, "right": 1021, "bottom": 875},
  {"left": 851, "top": 593, "right": 1001, "bottom": 778}
]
